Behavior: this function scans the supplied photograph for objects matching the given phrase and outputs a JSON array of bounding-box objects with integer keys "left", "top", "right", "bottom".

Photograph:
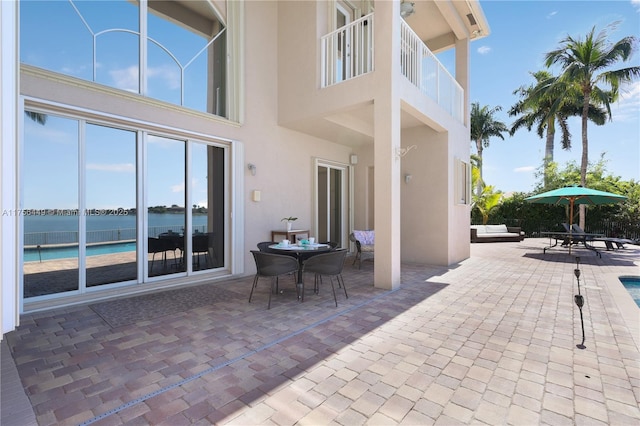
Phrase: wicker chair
[
  {"left": 302, "top": 249, "right": 348, "bottom": 307},
  {"left": 249, "top": 250, "right": 299, "bottom": 309}
]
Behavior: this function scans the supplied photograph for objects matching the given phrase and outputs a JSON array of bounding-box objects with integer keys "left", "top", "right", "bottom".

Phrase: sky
[{"left": 464, "top": 0, "right": 640, "bottom": 194}]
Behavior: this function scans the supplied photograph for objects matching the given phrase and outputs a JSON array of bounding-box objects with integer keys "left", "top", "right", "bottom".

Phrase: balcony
[{"left": 320, "top": 13, "right": 464, "bottom": 124}]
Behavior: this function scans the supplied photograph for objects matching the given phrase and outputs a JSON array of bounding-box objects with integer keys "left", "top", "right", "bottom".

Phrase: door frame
[{"left": 313, "top": 158, "right": 353, "bottom": 250}]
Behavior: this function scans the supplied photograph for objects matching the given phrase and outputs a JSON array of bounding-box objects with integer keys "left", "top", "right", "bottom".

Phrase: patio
[{"left": 2, "top": 240, "right": 639, "bottom": 425}]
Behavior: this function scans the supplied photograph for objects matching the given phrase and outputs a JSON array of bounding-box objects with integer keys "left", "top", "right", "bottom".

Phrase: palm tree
[
  {"left": 509, "top": 70, "right": 607, "bottom": 186},
  {"left": 471, "top": 165, "right": 502, "bottom": 225},
  {"left": 470, "top": 102, "right": 508, "bottom": 196},
  {"left": 545, "top": 24, "right": 639, "bottom": 227}
]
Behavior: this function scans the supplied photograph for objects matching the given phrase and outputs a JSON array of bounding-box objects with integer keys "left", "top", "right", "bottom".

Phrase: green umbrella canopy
[
  {"left": 524, "top": 186, "right": 627, "bottom": 206},
  {"left": 525, "top": 186, "right": 627, "bottom": 254}
]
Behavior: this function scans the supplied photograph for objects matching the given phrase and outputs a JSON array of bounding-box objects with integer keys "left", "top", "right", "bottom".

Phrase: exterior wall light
[{"left": 248, "top": 164, "right": 257, "bottom": 176}]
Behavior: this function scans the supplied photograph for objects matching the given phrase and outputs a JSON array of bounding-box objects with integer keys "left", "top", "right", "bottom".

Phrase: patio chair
[
  {"left": 192, "top": 233, "right": 216, "bottom": 269},
  {"left": 572, "top": 224, "right": 634, "bottom": 250},
  {"left": 302, "top": 249, "right": 348, "bottom": 307},
  {"left": 148, "top": 237, "right": 176, "bottom": 273},
  {"left": 249, "top": 250, "right": 300, "bottom": 309},
  {"left": 349, "top": 231, "right": 374, "bottom": 269}
]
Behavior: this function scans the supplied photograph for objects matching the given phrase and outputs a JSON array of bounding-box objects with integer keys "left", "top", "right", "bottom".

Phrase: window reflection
[
  {"left": 85, "top": 124, "right": 137, "bottom": 287},
  {"left": 23, "top": 113, "right": 80, "bottom": 297},
  {"left": 192, "top": 143, "right": 225, "bottom": 271},
  {"left": 20, "top": 0, "right": 227, "bottom": 117},
  {"left": 147, "top": 135, "right": 186, "bottom": 277}
]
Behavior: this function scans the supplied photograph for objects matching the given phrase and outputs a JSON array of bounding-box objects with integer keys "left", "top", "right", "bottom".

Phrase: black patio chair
[
  {"left": 148, "top": 237, "right": 176, "bottom": 273},
  {"left": 302, "top": 249, "right": 348, "bottom": 307},
  {"left": 249, "top": 250, "right": 300, "bottom": 309}
]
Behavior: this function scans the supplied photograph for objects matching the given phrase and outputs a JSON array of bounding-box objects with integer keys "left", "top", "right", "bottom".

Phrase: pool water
[
  {"left": 619, "top": 276, "right": 640, "bottom": 308},
  {"left": 24, "top": 241, "right": 136, "bottom": 262}
]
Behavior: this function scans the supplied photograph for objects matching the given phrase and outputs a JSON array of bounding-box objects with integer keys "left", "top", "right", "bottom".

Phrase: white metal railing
[
  {"left": 400, "top": 20, "right": 464, "bottom": 123},
  {"left": 321, "top": 13, "right": 374, "bottom": 87}
]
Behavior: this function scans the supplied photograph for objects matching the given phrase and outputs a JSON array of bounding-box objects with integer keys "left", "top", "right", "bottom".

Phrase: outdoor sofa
[{"left": 470, "top": 224, "right": 524, "bottom": 243}]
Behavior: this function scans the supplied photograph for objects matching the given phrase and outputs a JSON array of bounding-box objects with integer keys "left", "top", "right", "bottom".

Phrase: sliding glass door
[
  {"left": 22, "top": 109, "right": 229, "bottom": 301},
  {"left": 316, "top": 161, "right": 349, "bottom": 248}
]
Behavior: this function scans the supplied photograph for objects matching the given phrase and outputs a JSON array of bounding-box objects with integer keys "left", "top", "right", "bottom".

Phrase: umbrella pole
[{"left": 568, "top": 200, "right": 574, "bottom": 255}]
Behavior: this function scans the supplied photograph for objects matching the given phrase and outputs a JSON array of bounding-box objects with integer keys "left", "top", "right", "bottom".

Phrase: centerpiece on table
[{"left": 281, "top": 216, "right": 297, "bottom": 231}]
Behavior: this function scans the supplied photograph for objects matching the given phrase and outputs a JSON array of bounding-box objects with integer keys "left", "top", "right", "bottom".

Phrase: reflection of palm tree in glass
[{"left": 25, "top": 111, "right": 47, "bottom": 125}]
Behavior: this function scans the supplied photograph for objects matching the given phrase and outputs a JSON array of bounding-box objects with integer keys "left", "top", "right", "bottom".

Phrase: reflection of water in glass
[
  {"left": 24, "top": 241, "right": 137, "bottom": 262},
  {"left": 24, "top": 213, "right": 209, "bottom": 245}
]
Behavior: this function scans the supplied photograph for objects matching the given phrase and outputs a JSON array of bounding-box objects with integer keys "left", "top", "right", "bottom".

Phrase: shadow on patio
[{"left": 5, "top": 259, "right": 451, "bottom": 425}]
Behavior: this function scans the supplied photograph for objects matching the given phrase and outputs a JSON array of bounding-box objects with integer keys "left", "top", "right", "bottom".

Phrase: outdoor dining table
[{"left": 268, "top": 242, "right": 332, "bottom": 284}]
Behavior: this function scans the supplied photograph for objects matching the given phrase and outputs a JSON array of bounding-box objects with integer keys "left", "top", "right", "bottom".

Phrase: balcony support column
[
  {"left": 372, "top": 0, "right": 401, "bottom": 291},
  {"left": 455, "top": 37, "right": 470, "bottom": 126}
]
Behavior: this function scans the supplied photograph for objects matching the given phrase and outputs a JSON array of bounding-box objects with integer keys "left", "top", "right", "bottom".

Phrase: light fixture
[
  {"left": 404, "top": 174, "right": 412, "bottom": 184},
  {"left": 248, "top": 163, "right": 257, "bottom": 176},
  {"left": 350, "top": 154, "right": 358, "bottom": 165},
  {"left": 400, "top": 1, "right": 415, "bottom": 18}
]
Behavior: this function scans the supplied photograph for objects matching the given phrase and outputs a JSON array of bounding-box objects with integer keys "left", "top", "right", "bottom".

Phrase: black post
[{"left": 574, "top": 256, "right": 586, "bottom": 349}]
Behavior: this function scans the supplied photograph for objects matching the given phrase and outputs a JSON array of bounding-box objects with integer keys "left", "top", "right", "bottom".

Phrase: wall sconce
[
  {"left": 400, "top": 1, "right": 415, "bottom": 18},
  {"left": 350, "top": 154, "right": 358, "bottom": 165},
  {"left": 248, "top": 163, "right": 257, "bottom": 176},
  {"left": 395, "top": 145, "right": 417, "bottom": 160},
  {"left": 404, "top": 174, "right": 412, "bottom": 184}
]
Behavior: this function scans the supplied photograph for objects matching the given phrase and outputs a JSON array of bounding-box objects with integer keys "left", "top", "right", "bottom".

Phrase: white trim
[{"left": 1, "top": 0, "right": 19, "bottom": 335}]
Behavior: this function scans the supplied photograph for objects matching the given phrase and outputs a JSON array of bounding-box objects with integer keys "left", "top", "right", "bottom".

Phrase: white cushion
[
  {"left": 471, "top": 225, "right": 488, "bottom": 234},
  {"left": 485, "top": 224, "right": 509, "bottom": 233}
]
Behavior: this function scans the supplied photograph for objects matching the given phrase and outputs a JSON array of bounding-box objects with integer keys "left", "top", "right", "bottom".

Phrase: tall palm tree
[
  {"left": 545, "top": 24, "right": 639, "bottom": 227},
  {"left": 509, "top": 70, "right": 607, "bottom": 186},
  {"left": 470, "top": 102, "right": 508, "bottom": 196}
]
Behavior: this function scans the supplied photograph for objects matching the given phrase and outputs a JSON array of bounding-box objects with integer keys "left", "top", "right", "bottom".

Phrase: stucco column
[
  {"left": 372, "top": 0, "right": 401, "bottom": 290},
  {"left": 455, "top": 37, "right": 470, "bottom": 126}
]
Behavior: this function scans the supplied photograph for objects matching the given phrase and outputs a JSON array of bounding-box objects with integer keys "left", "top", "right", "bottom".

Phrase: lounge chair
[
  {"left": 350, "top": 230, "right": 374, "bottom": 269},
  {"left": 572, "top": 224, "right": 635, "bottom": 251}
]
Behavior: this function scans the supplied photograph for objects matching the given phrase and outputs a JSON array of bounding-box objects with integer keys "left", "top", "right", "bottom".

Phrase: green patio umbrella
[{"left": 525, "top": 186, "right": 627, "bottom": 254}]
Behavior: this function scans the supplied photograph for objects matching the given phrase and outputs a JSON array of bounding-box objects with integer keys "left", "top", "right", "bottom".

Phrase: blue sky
[{"left": 466, "top": 0, "right": 640, "bottom": 193}]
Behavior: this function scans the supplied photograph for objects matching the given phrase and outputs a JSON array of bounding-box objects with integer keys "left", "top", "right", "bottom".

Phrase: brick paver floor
[{"left": 2, "top": 239, "right": 639, "bottom": 425}]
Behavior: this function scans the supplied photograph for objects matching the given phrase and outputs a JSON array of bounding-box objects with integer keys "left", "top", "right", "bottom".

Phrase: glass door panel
[
  {"left": 191, "top": 142, "right": 225, "bottom": 271},
  {"left": 85, "top": 124, "right": 137, "bottom": 287},
  {"left": 22, "top": 113, "right": 80, "bottom": 297},
  {"left": 316, "top": 163, "right": 347, "bottom": 248},
  {"left": 147, "top": 135, "right": 186, "bottom": 277}
]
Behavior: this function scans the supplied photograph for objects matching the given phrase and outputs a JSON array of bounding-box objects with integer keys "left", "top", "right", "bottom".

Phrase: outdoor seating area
[
  {"left": 3, "top": 240, "right": 639, "bottom": 426},
  {"left": 470, "top": 224, "right": 524, "bottom": 243}
]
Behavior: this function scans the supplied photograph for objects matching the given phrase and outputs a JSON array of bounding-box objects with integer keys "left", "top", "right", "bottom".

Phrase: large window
[
  {"left": 20, "top": 0, "right": 227, "bottom": 117},
  {"left": 22, "top": 109, "right": 228, "bottom": 300}
]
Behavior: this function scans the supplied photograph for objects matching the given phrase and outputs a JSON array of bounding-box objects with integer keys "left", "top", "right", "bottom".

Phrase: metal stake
[{"left": 574, "top": 256, "right": 586, "bottom": 349}]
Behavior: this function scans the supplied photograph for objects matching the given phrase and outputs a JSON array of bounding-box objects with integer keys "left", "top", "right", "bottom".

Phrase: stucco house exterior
[{"left": 1, "top": 0, "right": 489, "bottom": 337}]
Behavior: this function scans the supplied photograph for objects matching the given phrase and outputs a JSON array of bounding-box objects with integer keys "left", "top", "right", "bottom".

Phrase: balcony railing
[
  {"left": 321, "top": 14, "right": 464, "bottom": 123},
  {"left": 400, "top": 20, "right": 464, "bottom": 123},
  {"left": 321, "top": 13, "right": 374, "bottom": 87}
]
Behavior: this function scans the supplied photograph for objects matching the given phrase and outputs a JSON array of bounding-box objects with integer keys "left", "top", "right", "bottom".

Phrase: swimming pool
[
  {"left": 24, "top": 241, "right": 136, "bottom": 262},
  {"left": 619, "top": 276, "right": 640, "bottom": 308}
]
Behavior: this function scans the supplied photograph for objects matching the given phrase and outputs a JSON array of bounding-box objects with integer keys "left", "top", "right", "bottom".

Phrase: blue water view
[
  {"left": 24, "top": 241, "right": 137, "bottom": 262},
  {"left": 24, "top": 213, "right": 208, "bottom": 246},
  {"left": 619, "top": 277, "right": 640, "bottom": 308}
]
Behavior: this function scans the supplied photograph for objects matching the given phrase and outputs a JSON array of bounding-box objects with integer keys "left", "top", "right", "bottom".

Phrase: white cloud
[
  {"left": 611, "top": 81, "right": 640, "bottom": 122},
  {"left": 109, "top": 65, "right": 139, "bottom": 93},
  {"left": 632, "top": 0, "right": 640, "bottom": 12},
  {"left": 87, "top": 163, "right": 135, "bottom": 173},
  {"left": 547, "top": 11, "right": 558, "bottom": 19},
  {"left": 477, "top": 46, "right": 491, "bottom": 55},
  {"left": 514, "top": 166, "right": 536, "bottom": 173},
  {"left": 171, "top": 182, "right": 185, "bottom": 193}
]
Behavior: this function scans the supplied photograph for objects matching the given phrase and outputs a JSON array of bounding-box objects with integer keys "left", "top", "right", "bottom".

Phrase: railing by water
[
  {"left": 400, "top": 20, "right": 464, "bottom": 123},
  {"left": 24, "top": 225, "right": 208, "bottom": 247}
]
